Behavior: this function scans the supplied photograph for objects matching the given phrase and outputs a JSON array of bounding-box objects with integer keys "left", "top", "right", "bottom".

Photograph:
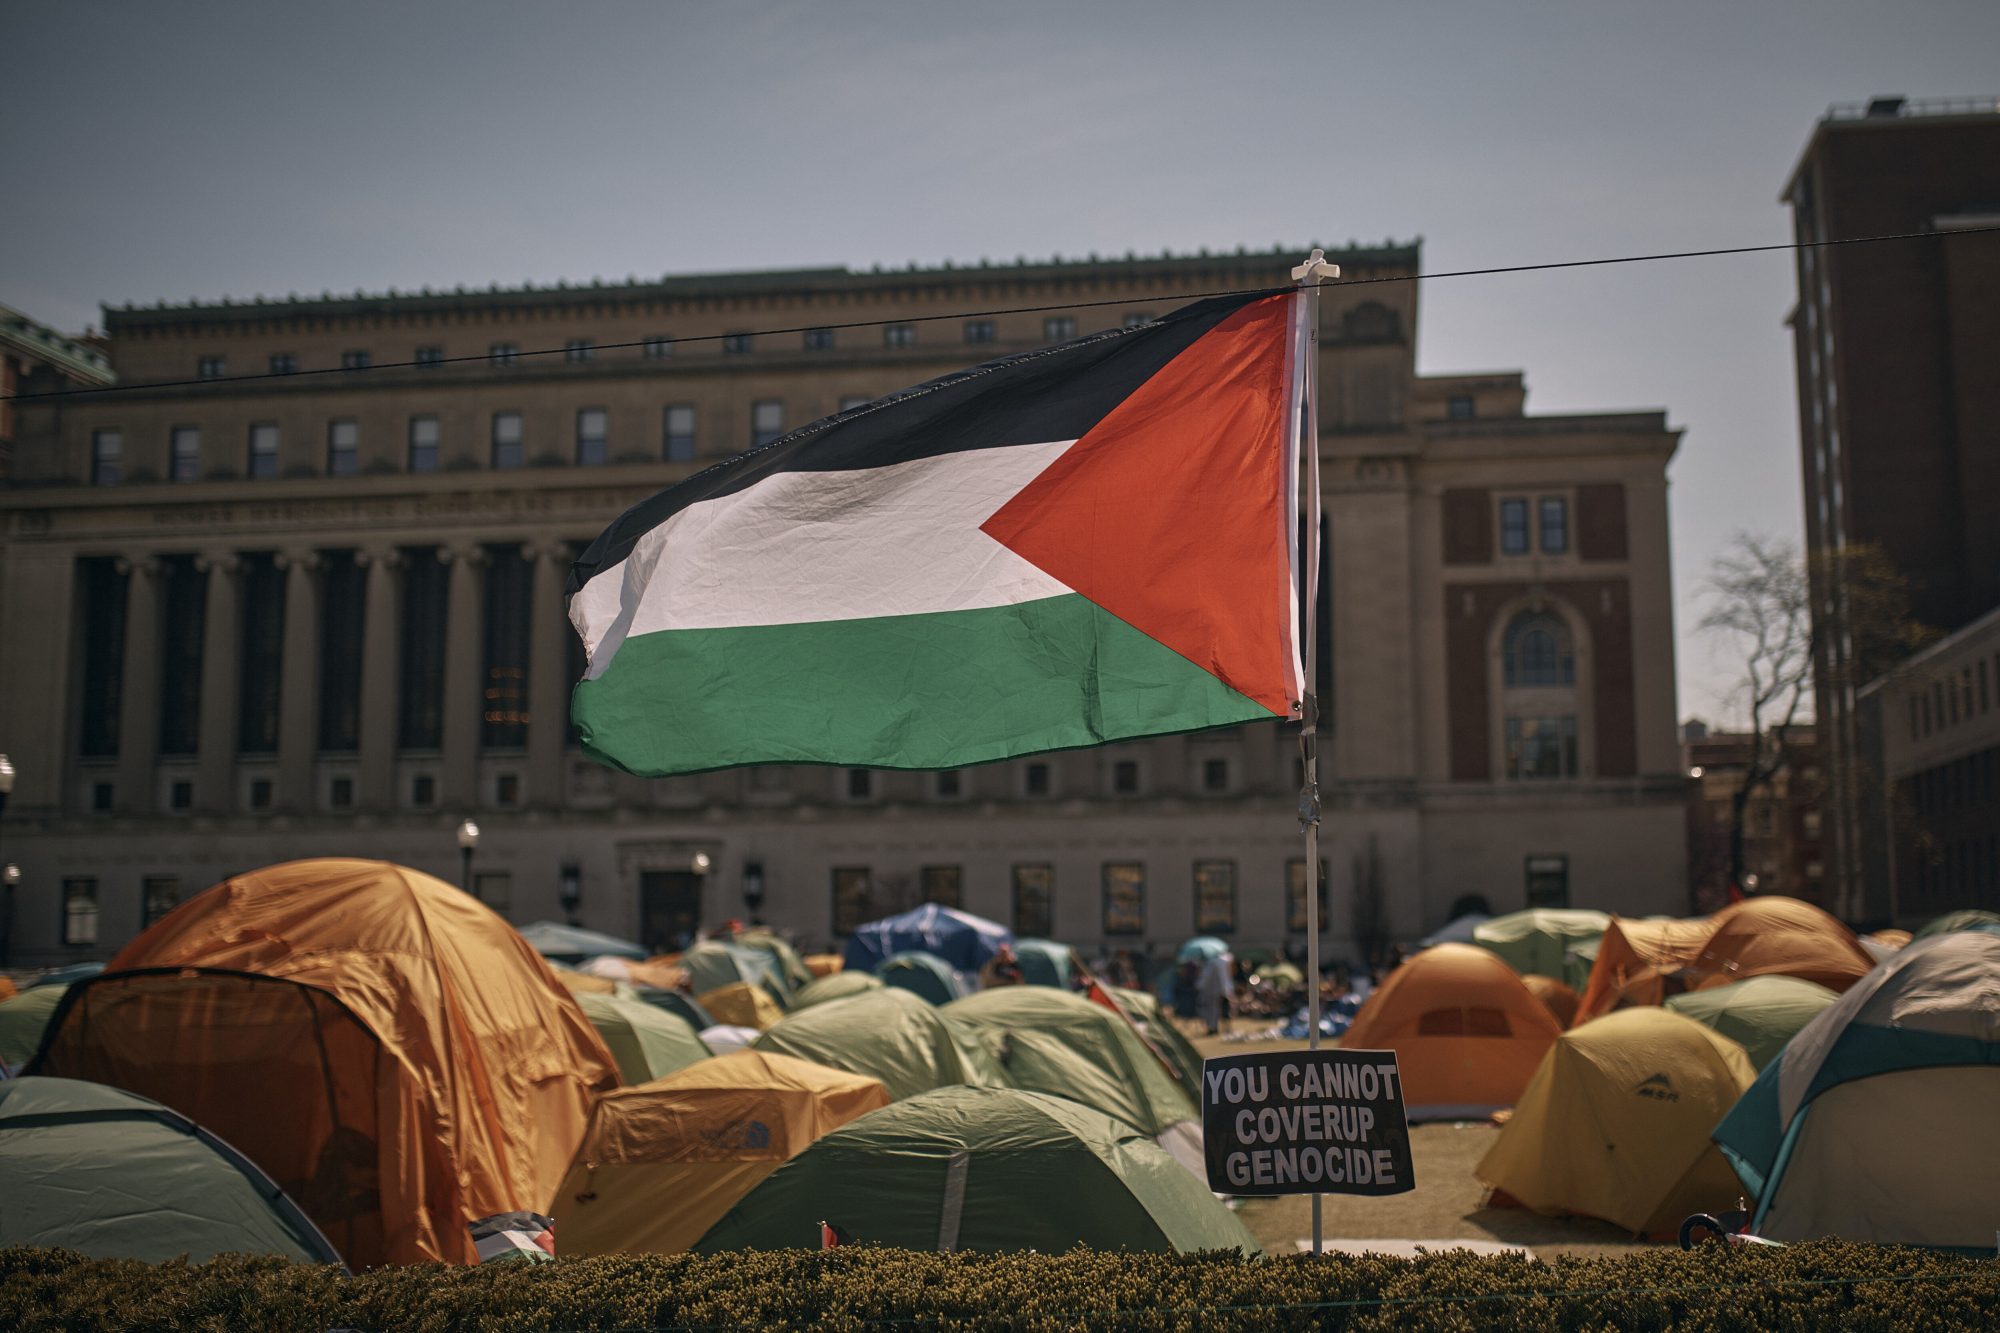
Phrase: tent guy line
[{"left": 6, "top": 223, "right": 1995, "bottom": 404}]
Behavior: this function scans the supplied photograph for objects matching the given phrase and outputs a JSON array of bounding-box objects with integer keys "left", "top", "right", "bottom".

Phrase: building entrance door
[
  {"left": 1525, "top": 854, "right": 1570, "bottom": 909},
  {"left": 640, "top": 871, "right": 703, "bottom": 954}
]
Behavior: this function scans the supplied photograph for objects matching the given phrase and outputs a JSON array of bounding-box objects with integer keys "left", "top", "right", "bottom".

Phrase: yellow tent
[
  {"left": 32, "top": 858, "right": 617, "bottom": 1267},
  {"left": 700, "top": 981, "right": 784, "bottom": 1031},
  {"left": 1476, "top": 1008, "right": 1755, "bottom": 1237},
  {"left": 553, "top": 1050, "right": 888, "bottom": 1255}
]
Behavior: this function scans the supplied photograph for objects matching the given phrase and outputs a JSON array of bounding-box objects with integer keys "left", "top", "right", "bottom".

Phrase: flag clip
[
  {"left": 1291, "top": 248, "right": 1341, "bottom": 285},
  {"left": 1297, "top": 778, "right": 1321, "bottom": 831}
]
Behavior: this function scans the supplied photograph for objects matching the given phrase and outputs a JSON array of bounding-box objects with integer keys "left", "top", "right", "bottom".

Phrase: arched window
[{"left": 1503, "top": 614, "right": 1575, "bottom": 687}]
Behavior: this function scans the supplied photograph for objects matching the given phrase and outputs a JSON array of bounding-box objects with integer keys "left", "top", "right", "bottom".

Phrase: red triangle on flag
[{"left": 981, "top": 294, "right": 1297, "bottom": 716}]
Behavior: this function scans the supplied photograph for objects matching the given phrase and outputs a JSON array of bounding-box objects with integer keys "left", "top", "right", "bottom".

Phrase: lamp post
[
  {"left": 456, "top": 818, "right": 480, "bottom": 894},
  {"left": 0, "top": 755, "right": 15, "bottom": 967},
  {"left": 558, "top": 861, "right": 582, "bottom": 926}
]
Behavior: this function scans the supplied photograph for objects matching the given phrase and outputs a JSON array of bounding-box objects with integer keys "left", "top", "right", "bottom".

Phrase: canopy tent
[
  {"left": 1014, "top": 938, "right": 1076, "bottom": 989},
  {"left": 791, "top": 970, "right": 883, "bottom": 1010},
  {"left": 1107, "top": 985, "right": 1206, "bottom": 1106},
  {"left": 0, "top": 1076, "right": 343, "bottom": 1264},
  {"left": 880, "top": 950, "right": 969, "bottom": 1005},
  {"left": 1473, "top": 909, "right": 1610, "bottom": 982},
  {"left": 842, "top": 904, "right": 1012, "bottom": 975},
  {"left": 1176, "top": 936, "right": 1227, "bottom": 965},
  {"left": 29, "top": 858, "right": 617, "bottom": 1267},
  {"left": 0, "top": 985, "right": 67, "bottom": 1072},
  {"left": 736, "top": 930, "right": 815, "bottom": 992},
  {"left": 701, "top": 1025, "right": 762, "bottom": 1054},
  {"left": 516, "top": 920, "right": 647, "bottom": 964},
  {"left": 1339, "top": 943, "right": 1562, "bottom": 1119},
  {"left": 1714, "top": 928, "right": 2000, "bottom": 1249},
  {"left": 575, "top": 989, "right": 712, "bottom": 1084},
  {"left": 1663, "top": 974, "right": 1838, "bottom": 1071},
  {"left": 673, "top": 941, "right": 789, "bottom": 1003},
  {"left": 942, "top": 986, "right": 1203, "bottom": 1176},
  {"left": 1476, "top": 1008, "right": 1756, "bottom": 1238},
  {"left": 754, "top": 986, "right": 999, "bottom": 1100},
  {"left": 695, "top": 1086, "right": 1258, "bottom": 1256},
  {"left": 1912, "top": 908, "right": 2000, "bottom": 939},
  {"left": 1575, "top": 897, "right": 1873, "bottom": 1024},
  {"left": 1518, "top": 974, "right": 1580, "bottom": 1030},
  {"left": 554, "top": 1051, "right": 889, "bottom": 1256},
  {"left": 699, "top": 981, "right": 785, "bottom": 1031},
  {"left": 1417, "top": 912, "right": 1491, "bottom": 949}
]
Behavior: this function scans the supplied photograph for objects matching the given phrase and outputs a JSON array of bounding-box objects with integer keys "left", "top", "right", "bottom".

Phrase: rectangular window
[
  {"left": 921, "top": 865, "right": 963, "bottom": 908},
  {"left": 169, "top": 426, "right": 201, "bottom": 482},
  {"left": 398, "top": 547, "right": 448, "bottom": 749},
  {"left": 1012, "top": 864, "right": 1053, "bottom": 937},
  {"left": 411, "top": 773, "right": 436, "bottom": 807},
  {"left": 576, "top": 408, "right": 608, "bottom": 465},
  {"left": 269, "top": 353, "right": 297, "bottom": 375},
  {"left": 1194, "top": 860, "right": 1237, "bottom": 934},
  {"left": 934, "top": 769, "right": 962, "bottom": 799},
  {"left": 564, "top": 339, "right": 593, "bottom": 363},
  {"left": 663, "top": 404, "right": 697, "bottom": 461},
  {"left": 752, "top": 400, "right": 784, "bottom": 447},
  {"left": 845, "top": 767, "right": 873, "bottom": 800},
  {"left": 1499, "top": 498, "right": 1529, "bottom": 555},
  {"left": 489, "top": 343, "right": 519, "bottom": 365},
  {"left": 247, "top": 423, "right": 280, "bottom": 479},
  {"left": 157, "top": 556, "right": 206, "bottom": 756},
  {"left": 803, "top": 327, "right": 835, "bottom": 351},
  {"left": 474, "top": 871, "right": 512, "bottom": 913},
  {"left": 318, "top": 551, "right": 365, "bottom": 752},
  {"left": 1112, "top": 759, "right": 1140, "bottom": 794},
  {"left": 341, "top": 349, "right": 370, "bottom": 370},
  {"left": 237, "top": 553, "right": 285, "bottom": 754},
  {"left": 722, "top": 332, "right": 752, "bottom": 355},
  {"left": 1102, "top": 862, "right": 1145, "bottom": 936},
  {"left": 488, "top": 411, "right": 523, "bottom": 469},
  {"left": 92, "top": 782, "right": 114, "bottom": 812},
  {"left": 1043, "top": 316, "right": 1076, "bottom": 342},
  {"left": 329, "top": 776, "right": 354, "bottom": 808},
  {"left": 643, "top": 335, "right": 672, "bottom": 359},
  {"left": 142, "top": 876, "right": 181, "bottom": 926},
  {"left": 408, "top": 415, "right": 441, "bottom": 472},
  {"left": 964, "top": 319, "right": 995, "bottom": 344},
  {"left": 1286, "top": 858, "right": 1329, "bottom": 934},
  {"left": 415, "top": 345, "right": 443, "bottom": 367},
  {"left": 1524, "top": 854, "right": 1570, "bottom": 909},
  {"left": 1447, "top": 394, "right": 1475, "bottom": 420},
  {"left": 481, "top": 543, "right": 532, "bottom": 749},
  {"left": 78, "top": 557, "right": 127, "bottom": 758},
  {"left": 169, "top": 779, "right": 193, "bottom": 811},
  {"left": 62, "top": 878, "right": 99, "bottom": 946},
  {"left": 495, "top": 773, "right": 520, "bottom": 805},
  {"left": 1539, "top": 496, "right": 1569, "bottom": 554},
  {"left": 1024, "top": 761, "right": 1051, "bottom": 797},
  {"left": 198, "top": 355, "right": 225, "bottom": 379},
  {"left": 831, "top": 867, "right": 872, "bottom": 936},
  {"left": 884, "top": 324, "right": 916, "bottom": 348},
  {"left": 1504, "top": 715, "right": 1579, "bottom": 779},
  {"left": 91, "top": 429, "right": 122, "bottom": 485},
  {"left": 326, "top": 419, "right": 359, "bottom": 476},
  {"left": 1201, "top": 758, "right": 1230, "bottom": 793}
]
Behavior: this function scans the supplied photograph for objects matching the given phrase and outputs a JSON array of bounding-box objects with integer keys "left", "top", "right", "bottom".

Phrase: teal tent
[
  {"left": 680, "top": 941, "right": 788, "bottom": 1006},
  {"left": 879, "top": 950, "right": 967, "bottom": 1005},
  {"left": 1015, "top": 939, "right": 1076, "bottom": 989},
  {"left": 517, "top": 921, "right": 645, "bottom": 963},
  {"left": 791, "top": 970, "right": 883, "bottom": 1009},
  {"left": 1664, "top": 975, "right": 1838, "bottom": 1070},
  {"left": 1912, "top": 909, "right": 2000, "bottom": 939},
  {"left": 0, "top": 986, "right": 67, "bottom": 1072},
  {"left": 737, "top": 930, "right": 814, "bottom": 992},
  {"left": 575, "top": 989, "right": 712, "bottom": 1083},
  {"left": 1472, "top": 909, "right": 1610, "bottom": 981},
  {"left": 754, "top": 986, "right": 1000, "bottom": 1099},
  {"left": 695, "top": 1086, "right": 1257, "bottom": 1255},
  {"left": 1108, "top": 985, "right": 1205, "bottom": 1106},
  {"left": 1176, "top": 936, "right": 1227, "bottom": 964},
  {"left": 0, "top": 1076, "right": 343, "bottom": 1264}
]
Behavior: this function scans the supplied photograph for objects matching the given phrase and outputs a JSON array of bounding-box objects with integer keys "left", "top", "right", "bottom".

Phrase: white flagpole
[{"left": 1290, "top": 246, "right": 1337, "bottom": 1256}]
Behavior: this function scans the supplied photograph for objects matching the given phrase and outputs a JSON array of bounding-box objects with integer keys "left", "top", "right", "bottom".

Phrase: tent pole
[{"left": 1290, "top": 247, "right": 1336, "bottom": 1255}]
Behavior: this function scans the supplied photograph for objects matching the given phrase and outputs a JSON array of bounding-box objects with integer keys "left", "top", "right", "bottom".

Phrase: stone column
[
  {"left": 526, "top": 541, "right": 573, "bottom": 809},
  {"left": 356, "top": 546, "right": 403, "bottom": 810},
  {"left": 115, "top": 555, "right": 161, "bottom": 814},
  {"left": 194, "top": 551, "right": 241, "bottom": 814},
  {"left": 275, "top": 549, "right": 322, "bottom": 810},
  {"left": 440, "top": 543, "right": 488, "bottom": 808}
]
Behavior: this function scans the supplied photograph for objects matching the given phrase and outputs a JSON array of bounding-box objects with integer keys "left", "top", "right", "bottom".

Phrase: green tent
[
  {"left": 1562, "top": 935, "right": 1603, "bottom": 991},
  {"left": 0, "top": 1076, "right": 343, "bottom": 1264},
  {"left": 1014, "top": 939, "right": 1075, "bottom": 989},
  {"left": 1108, "top": 985, "right": 1206, "bottom": 1107},
  {"left": 942, "top": 987, "right": 1203, "bottom": 1176},
  {"left": 0, "top": 985, "right": 67, "bottom": 1071},
  {"left": 754, "top": 987, "right": 1000, "bottom": 1100},
  {"left": 1913, "top": 909, "right": 2000, "bottom": 940},
  {"left": 879, "top": 950, "right": 967, "bottom": 1005},
  {"left": 791, "top": 970, "right": 883, "bottom": 1009},
  {"left": 680, "top": 941, "right": 788, "bottom": 1006},
  {"left": 576, "top": 989, "right": 712, "bottom": 1084},
  {"left": 1472, "top": 909, "right": 1610, "bottom": 983},
  {"left": 1664, "top": 975, "right": 1840, "bottom": 1071},
  {"left": 694, "top": 1085, "right": 1257, "bottom": 1255},
  {"left": 737, "top": 930, "right": 814, "bottom": 992}
]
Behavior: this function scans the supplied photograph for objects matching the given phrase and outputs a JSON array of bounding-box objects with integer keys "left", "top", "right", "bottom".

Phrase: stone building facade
[{"left": 0, "top": 245, "right": 1686, "bottom": 967}]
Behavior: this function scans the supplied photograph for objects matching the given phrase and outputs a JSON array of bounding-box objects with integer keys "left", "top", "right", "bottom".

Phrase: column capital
[
  {"left": 524, "top": 539, "right": 577, "bottom": 564},
  {"left": 114, "top": 553, "right": 161, "bottom": 577},
  {"left": 275, "top": 548, "right": 323, "bottom": 573},
  {"left": 194, "top": 549, "right": 242, "bottom": 576},
  {"left": 440, "top": 542, "right": 490, "bottom": 569},
  {"left": 355, "top": 545, "right": 405, "bottom": 571}
]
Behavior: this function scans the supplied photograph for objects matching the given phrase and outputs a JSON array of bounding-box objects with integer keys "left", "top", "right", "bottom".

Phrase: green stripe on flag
[{"left": 573, "top": 594, "right": 1276, "bottom": 775}]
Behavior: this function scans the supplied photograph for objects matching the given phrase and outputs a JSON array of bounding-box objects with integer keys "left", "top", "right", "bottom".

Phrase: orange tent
[
  {"left": 1519, "top": 974, "right": 1579, "bottom": 1029},
  {"left": 1576, "top": 897, "right": 1873, "bottom": 1023},
  {"left": 30, "top": 859, "right": 617, "bottom": 1267},
  {"left": 0, "top": 976, "right": 15, "bottom": 1003},
  {"left": 1340, "top": 944, "right": 1562, "bottom": 1118},
  {"left": 803, "top": 953, "right": 844, "bottom": 978}
]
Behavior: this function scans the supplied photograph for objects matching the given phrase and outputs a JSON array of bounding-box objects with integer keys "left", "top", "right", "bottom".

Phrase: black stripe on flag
[{"left": 567, "top": 290, "right": 1282, "bottom": 601}]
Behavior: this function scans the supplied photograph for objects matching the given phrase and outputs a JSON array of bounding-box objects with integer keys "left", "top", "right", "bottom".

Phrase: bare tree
[{"left": 1700, "top": 535, "right": 1814, "bottom": 896}]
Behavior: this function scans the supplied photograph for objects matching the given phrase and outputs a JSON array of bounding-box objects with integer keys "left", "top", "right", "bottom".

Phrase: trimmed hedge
[{"left": 2, "top": 1241, "right": 1997, "bottom": 1332}]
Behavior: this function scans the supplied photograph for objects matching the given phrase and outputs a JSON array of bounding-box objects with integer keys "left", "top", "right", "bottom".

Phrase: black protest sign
[{"left": 1202, "top": 1048, "right": 1415, "bottom": 1196}]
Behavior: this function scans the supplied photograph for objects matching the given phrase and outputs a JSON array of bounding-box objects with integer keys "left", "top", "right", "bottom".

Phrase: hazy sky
[{"left": 6, "top": 1, "right": 1996, "bottom": 723}]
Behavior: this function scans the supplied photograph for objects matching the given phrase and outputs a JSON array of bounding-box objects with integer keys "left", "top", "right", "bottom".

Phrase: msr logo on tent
[{"left": 1634, "top": 1073, "right": 1679, "bottom": 1102}]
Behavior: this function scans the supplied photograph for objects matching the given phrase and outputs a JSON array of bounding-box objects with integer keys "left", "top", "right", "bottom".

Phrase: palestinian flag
[{"left": 568, "top": 289, "right": 1308, "bottom": 776}]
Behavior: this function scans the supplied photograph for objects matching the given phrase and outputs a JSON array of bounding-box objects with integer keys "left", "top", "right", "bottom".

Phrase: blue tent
[
  {"left": 516, "top": 921, "right": 646, "bottom": 963},
  {"left": 879, "top": 951, "right": 969, "bottom": 1005},
  {"left": 1015, "top": 939, "right": 1075, "bottom": 989},
  {"left": 843, "top": 905, "right": 1011, "bottom": 974}
]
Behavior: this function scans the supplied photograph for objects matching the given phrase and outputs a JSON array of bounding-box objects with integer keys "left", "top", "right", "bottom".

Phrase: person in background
[
  {"left": 980, "top": 944, "right": 1025, "bottom": 988},
  {"left": 1196, "top": 949, "right": 1235, "bottom": 1036}
]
